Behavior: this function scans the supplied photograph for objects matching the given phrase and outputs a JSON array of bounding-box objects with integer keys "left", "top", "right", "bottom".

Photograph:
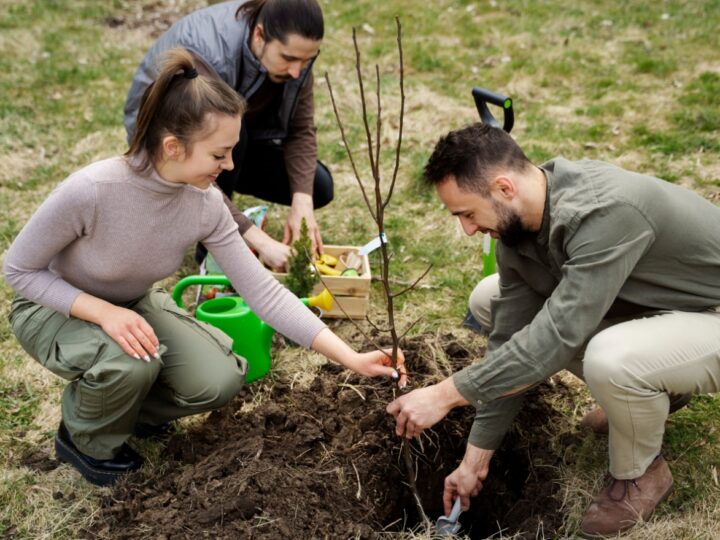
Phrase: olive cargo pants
[
  {"left": 470, "top": 274, "right": 720, "bottom": 479},
  {"left": 10, "top": 289, "right": 246, "bottom": 459}
]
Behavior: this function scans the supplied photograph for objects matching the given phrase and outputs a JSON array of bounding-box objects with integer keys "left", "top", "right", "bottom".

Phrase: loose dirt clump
[{"left": 90, "top": 332, "right": 583, "bottom": 539}]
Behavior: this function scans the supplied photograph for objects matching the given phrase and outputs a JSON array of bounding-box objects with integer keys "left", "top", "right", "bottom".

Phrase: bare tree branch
[
  {"left": 352, "top": 28, "right": 379, "bottom": 180},
  {"left": 391, "top": 263, "right": 433, "bottom": 299},
  {"left": 375, "top": 64, "right": 382, "bottom": 182},
  {"left": 364, "top": 314, "right": 388, "bottom": 334},
  {"left": 398, "top": 315, "right": 423, "bottom": 341},
  {"left": 384, "top": 17, "right": 405, "bottom": 209},
  {"left": 324, "top": 73, "right": 377, "bottom": 222}
]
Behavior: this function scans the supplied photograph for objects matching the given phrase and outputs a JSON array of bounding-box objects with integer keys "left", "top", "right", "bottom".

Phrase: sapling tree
[
  {"left": 285, "top": 218, "right": 319, "bottom": 298},
  {"left": 324, "top": 18, "right": 432, "bottom": 523}
]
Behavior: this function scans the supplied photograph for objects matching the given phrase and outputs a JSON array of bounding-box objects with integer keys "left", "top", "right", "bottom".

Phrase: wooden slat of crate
[{"left": 322, "top": 294, "right": 369, "bottom": 319}]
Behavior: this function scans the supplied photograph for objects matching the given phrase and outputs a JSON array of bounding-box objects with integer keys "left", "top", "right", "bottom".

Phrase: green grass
[{"left": 1, "top": 0, "right": 719, "bottom": 538}]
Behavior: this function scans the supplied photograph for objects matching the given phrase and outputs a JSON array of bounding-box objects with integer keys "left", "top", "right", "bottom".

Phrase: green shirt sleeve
[
  {"left": 454, "top": 203, "right": 656, "bottom": 406},
  {"left": 467, "top": 394, "right": 526, "bottom": 449},
  {"left": 456, "top": 251, "right": 546, "bottom": 449}
]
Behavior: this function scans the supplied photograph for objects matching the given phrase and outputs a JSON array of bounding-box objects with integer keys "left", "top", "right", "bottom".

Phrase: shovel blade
[
  {"left": 435, "top": 498, "right": 462, "bottom": 536},
  {"left": 435, "top": 516, "right": 462, "bottom": 535}
]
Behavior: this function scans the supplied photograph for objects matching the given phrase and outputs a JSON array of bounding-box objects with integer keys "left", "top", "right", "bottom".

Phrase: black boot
[
  {"left": 55, "top": 422, "right": 143, "bottom": 486},
  {"left": 132, "top": 421, "right": 176, "bottom": 440}
]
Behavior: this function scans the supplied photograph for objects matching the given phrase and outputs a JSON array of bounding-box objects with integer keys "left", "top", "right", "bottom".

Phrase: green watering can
[{"left": 172, "top": 275, "right": 333, "bottom": 383}]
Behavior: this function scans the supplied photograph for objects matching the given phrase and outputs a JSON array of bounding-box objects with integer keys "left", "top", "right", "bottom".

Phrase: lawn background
[{"left": 1, "top": 0, "right": 719, "bottom": 538}]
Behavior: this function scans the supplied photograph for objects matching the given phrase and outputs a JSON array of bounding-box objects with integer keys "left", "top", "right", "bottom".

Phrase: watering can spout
[{"left": 306, "top": 288, "right": 333, "bottom": 314}]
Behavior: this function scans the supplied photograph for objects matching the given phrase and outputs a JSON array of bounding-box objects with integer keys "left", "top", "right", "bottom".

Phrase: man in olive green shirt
[{"left": 387, "top": 123, "right": 720, "bottom": 538}]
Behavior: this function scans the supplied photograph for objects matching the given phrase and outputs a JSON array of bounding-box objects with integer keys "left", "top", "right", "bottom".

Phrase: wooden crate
[{"left": 272, "top": 245, "right": 371, "bottom": 319}]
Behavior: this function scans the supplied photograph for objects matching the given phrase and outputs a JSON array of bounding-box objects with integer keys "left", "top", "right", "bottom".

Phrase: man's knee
[
  {"left": 583, "top": 328, "right": 639, "bottom": 388},
  {"left": 468, "top": 273, "right": 500, "bottom": 330},
  {"left": 313, "top": 161, "right": 334, "bottom": 209}
]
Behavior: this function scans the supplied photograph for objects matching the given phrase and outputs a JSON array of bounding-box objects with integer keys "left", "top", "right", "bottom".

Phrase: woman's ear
[{"left": 161, "top": 135, "right": 184, "bottom": 161}]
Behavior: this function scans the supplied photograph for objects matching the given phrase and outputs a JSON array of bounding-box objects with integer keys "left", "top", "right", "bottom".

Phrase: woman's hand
[
  {"left": 310, "top": 328, "right": 407, "bottom": 387},
  {"left": 100, "top": 305, "right": 160, "bottom": 361},
  {"left": 70, "top": 293, "right": 159, "bottom": 361},
  {"left": 345, "top": 348, "right": 407, "bottom": 387}
]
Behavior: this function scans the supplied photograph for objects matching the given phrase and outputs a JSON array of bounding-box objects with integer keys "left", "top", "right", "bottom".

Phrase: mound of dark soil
[{"left": 90, "top": 332, "right": 583, "bottom": 539}]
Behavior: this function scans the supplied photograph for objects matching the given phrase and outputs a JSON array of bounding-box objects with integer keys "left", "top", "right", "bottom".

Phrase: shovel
[{"left": 435, "top": 497, "right": 463, "bottom": 536}]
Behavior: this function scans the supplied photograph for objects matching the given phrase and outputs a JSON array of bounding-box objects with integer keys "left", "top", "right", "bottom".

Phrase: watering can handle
[
  {"left": 171, "top": 275, "right": 333, "bottom": 313},
  {"left": 172, "top": 275, "right": 232, "bottom": 309},
  {"left": 472, "top": 87, "right": 514, "bottom": 133}
]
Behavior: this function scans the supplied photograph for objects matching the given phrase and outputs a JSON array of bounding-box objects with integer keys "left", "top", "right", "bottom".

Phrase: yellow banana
[
  {"left": 315, "top": 263, "right": 342, "bottom": 276},
  {"left": 318, "top": 253, "right": 339, "bottom": 266}
]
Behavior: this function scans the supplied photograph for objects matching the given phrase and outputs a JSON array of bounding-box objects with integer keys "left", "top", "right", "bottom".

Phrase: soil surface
[{"left": 86, "top": 332, "right": 584, "bottom": 539}]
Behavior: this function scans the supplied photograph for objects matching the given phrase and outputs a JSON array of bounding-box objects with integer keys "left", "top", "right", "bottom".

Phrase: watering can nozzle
[{"left": 306, "top": 288, "right": 333, "bottom": 314}]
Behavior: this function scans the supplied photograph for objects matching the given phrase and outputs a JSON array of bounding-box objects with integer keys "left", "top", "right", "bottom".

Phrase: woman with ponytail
[
  {"left": 125, "top": 0, "right": 331, "bottom": 271},
  {"left": 4, "top": 48, "right": 405, "bottom": 487}
]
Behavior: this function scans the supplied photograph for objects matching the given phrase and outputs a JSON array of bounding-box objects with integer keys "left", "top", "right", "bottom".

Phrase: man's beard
[{"left": 493, "top": 201, "right": 535, "bottom": 247}]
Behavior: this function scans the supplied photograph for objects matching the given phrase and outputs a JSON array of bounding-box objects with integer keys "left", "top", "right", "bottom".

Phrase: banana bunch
[{"left": 314, "top": 253, "right": 342, "bottom": 276}]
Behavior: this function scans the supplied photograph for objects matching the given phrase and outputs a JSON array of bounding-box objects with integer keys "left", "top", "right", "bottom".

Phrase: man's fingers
[
  {"left": 443, "top": 486, "right": 457, "bottom": 515},
  {"left": 313, "top": 228, "right": 324, "bottom": 254},
  {"left": 282, "top": 222, "right": 291, "bottom": 245},
  {"left": 386, "top": 399, "right": 399, "bottom": 416},
  {"left": 395, "top": 411, "right": 409, "bottom": 437}
]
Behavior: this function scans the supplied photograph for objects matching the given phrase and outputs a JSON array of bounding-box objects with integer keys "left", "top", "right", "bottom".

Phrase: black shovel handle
[{"left": 472, "top": 87, "right": 514, "bottom": 133}]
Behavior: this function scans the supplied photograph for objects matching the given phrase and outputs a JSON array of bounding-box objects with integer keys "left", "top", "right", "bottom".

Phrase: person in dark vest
[{"left": 125, "top": 0, "right": 331, "bottom": 270}]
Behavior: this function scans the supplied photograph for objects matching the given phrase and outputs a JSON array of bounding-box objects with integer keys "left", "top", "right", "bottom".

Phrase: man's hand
[
  {"left": 242, "top": 225, "right": 292, "bottom": 271},
  {"left": 386, "top": 377, "right": 469, "bottom": 438},
  {"left": 284, "top": 192, "right": 323, "bottom": 255},
  {"left": 444, "top": 445, "right": 494, "bottom": 514}
]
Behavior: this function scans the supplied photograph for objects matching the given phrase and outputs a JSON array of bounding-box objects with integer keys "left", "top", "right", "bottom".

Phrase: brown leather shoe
[
  {"left": 580, "top": 393, "right": 693, "bottom": 435},
  {"left": 579, "top": 455, "right": 673, "bottom": 538}
]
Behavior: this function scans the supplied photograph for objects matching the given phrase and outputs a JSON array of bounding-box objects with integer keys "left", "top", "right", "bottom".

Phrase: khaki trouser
[
  {"left": 469, "top": 274, "right": 720, "bottom": 479},
  {"left": 10, "top": 288, "right": 246, "bottom": 459}
]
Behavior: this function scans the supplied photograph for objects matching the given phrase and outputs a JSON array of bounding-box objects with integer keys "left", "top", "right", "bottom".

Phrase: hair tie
[{"left": 183, "top": 67, "right": 198, "bottom": 80}]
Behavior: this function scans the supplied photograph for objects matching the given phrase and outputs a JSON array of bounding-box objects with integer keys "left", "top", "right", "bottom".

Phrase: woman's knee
[
  {"left": 176, "top": 356, "right": 245, "bottom": 409},
  {"left": 468, "top": 273, "right": 500, "bottom": 330}
]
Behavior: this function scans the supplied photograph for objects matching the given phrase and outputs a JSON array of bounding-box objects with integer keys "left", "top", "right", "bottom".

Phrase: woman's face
[{"left": 169, "top": 113, "right": 242, "bottom": 189}]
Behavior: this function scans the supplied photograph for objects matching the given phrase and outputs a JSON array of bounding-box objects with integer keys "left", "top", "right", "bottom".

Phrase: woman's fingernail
[
  {"left": 143, "top": 355, "right": 151, "bottom": 363},
  {"left": 133, "top": 353, "right": 141, "bottom": 360},
  {"left": 153, "top": 352, "right": 160, "bottom": 359},
  {"left": 391, "top": 370, "right": 399, "bottom": 379}
]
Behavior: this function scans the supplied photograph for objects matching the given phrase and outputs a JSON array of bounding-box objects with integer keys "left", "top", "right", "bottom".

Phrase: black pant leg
[{"left": 236, "top": 141, "right": 334, "bottom": 209}]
